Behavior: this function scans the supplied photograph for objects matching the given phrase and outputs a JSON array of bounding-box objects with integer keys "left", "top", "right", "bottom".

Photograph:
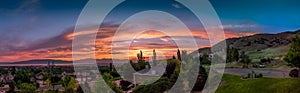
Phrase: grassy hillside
[
  {"left": 246, "top": 45, "right": 289, "bottom": 62},
  {"left": 216, "top": 74, "right": 300, "bottom": 93},
  {"left": 245, "top": 45, "right": 291, "bottom": 69},
  {"left": 190, "top": 30, "right": 300, "bottom": 69}
]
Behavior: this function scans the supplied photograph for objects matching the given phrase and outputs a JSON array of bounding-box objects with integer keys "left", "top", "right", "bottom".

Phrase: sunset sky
[{"left": 0, "top": 0, "right": 300, "bottom": 62}]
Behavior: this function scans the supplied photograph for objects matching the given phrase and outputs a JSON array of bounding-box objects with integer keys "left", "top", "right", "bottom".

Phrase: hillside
[
  {"left": 212, "top": 30, "right": 298, "bottom": 51},
  {"left": 191, "top": 30, "right": 300, "bottom": 67},
  {"left": 0, "top": 58, "right": 127, "bottom": 66},
  {"left": 10, "top": 59, "right": 72, "bottom": 64}
]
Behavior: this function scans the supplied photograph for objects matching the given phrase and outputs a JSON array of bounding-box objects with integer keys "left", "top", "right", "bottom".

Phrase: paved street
[{"left": 224, "top": 68, "right": 290, "bottom": 78}]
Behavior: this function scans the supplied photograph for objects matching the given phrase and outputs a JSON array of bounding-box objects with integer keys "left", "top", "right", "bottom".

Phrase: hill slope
[{"left": 192, "top": 30, "right": 300, "bottom": 58}]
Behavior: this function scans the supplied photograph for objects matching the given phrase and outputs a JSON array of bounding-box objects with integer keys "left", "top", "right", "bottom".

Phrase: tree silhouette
[
  {"left": 284, "top": 36, "right": 300, "bottom": 77},
  {"left": 240, "top": 51, "right": 251, "bottom": 68},
  {"left": 177, "top": 49, "right": 181, "bottom": 61}
]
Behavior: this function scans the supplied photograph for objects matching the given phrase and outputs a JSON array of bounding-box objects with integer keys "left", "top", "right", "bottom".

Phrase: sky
[{"left": 0, "top": 0, "right": 300, "bottom": 62}]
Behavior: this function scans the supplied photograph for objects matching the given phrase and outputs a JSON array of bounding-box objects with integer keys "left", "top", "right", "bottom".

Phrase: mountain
[
  {"left": 10, "top": 59, "right": 72, "bottom": 64},
  {"left": 230, "top": 30, "right": 300, "bottom": 51},
  {"left": 191, "top": 30, "right": 300, "bottom": 62},
  {"left": 0, "top": 58, "right": 128, "bottom": 66}
]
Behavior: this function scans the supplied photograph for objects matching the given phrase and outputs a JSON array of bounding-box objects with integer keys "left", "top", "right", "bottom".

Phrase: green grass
[{"left": 216, "top": 74, "right": 300, "bottom": 93}]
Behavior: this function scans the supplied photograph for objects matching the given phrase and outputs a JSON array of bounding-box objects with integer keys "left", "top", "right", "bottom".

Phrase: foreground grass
[{"left": 216, "top": 74, "right": 300, "bottom": 93}]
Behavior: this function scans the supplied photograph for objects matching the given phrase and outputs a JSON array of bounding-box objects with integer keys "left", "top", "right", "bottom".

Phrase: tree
[
  {"left": 94, "top": 73, "right": 121, "bottom": 93},
  {"left": 284, "top": 36, "right": 300, "bottom": 77},
  {"left": 137, "top": 50, "right": 144, "bottom": 62},
  {"left": 45, "top": 79, "right": 52, "bottom": 87},
  {"left": 232, "top": 48, "right": 239, "bottom": 62},
  {"left": 133, "top": 77, "right": 171, "bottom": 93},
  {"left": 226, "top": 47, "right": 239, "bottom": 63},
  {"left": 19, "top": 83, "right": 37, "bottom": 92},
  {"left": 120, "top": 80, "right": 132, "bottom": 91},
  {"left": 62, "top": 75, "right": 79, "bottom": 92},
  {"left": 192, "top": 66, "right": 208, "bottom": 91},
  {"left": 240, "top": 51, "right": 251, "bottom": 68},
  {"left": 62, "top": 75, "right": 71, "bottom": 88},
  {"left": 165, "top": 59, "right": 181, "bottom": 81},
  {"left": 14, "top": 72, "right": 30, "bottom": 83},
  {"left": 68, "top": 77, "right": 79, "bottom": 90},
  {"left": 177, "top": 49, "right": 181, "bottom": 61},
  {"left": 200, "top": 53, "right": 211, "bottom": 65},
  {"left": 8, "top": 81, "right": 16, "bottom": 92},
  {"left": 11, "top": 66, "right": 16, "bottom": 75},
  {"left": 172, "top": 55, "right": 176, "bottom": 59},
  {"left": 226, "top": 47, "right": 232, "bottom": 63},
  {"left": 152, "top": 49, "right": 157, "bottom": 61}
]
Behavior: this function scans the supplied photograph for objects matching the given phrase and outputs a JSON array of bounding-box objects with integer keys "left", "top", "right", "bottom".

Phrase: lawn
[{"left": 216, "top": 74, "right": 300, "bottom": 93}]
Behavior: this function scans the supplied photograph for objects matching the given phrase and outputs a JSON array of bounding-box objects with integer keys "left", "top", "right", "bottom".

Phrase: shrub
[
  {"left": 255, "top": 73, "right": 263, "bottom": 78},
  {"left": 247, "top": 73, "right": 251, "bottom": 78}
]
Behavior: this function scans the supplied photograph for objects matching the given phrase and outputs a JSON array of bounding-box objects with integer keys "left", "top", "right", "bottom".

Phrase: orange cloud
[{"left": 0, "top": 27, "right": 258, "bottom": 62}]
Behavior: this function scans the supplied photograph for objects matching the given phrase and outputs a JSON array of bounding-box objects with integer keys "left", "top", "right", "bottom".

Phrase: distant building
[
  {"left": 36, "top": 85, "right": 64, "bottom": 92},
  {"left": 0, "top": 84, "right": 10, "bottom": 93},
  {"left": 75, "top": 70, "right": 99, "bottom": 84},
  {"left": 0, "top": 74, "right": 14, "bottom": 83},
  {"left": 30, "top": 72, "right": 45, "bottom": 86}
]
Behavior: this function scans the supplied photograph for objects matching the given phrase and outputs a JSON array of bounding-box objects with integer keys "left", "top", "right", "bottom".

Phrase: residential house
[
  {"left": 0, "top": 74, "right": 14, "bottom": 83},
  {"left": 30, "top": 72, "right": 45, "bottom": 86}
]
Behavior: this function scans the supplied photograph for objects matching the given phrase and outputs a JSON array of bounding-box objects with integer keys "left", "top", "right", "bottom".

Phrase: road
[{"left": 224, "top": 68, "right": 290, "bottom": 78}]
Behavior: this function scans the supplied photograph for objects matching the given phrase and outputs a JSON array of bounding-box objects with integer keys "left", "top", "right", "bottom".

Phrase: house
[
  {"left": 36, "top": 85, "right": 65, "bottom": 92},
  {"left": 0, "top": 74, "right": 14, "bottom": 83},
  {"left": 30, "top": 72, "right": 44, "bottom": 81},
  {"left": 0, "top": 84, "right": 10, "bottom": 93},
  {"left": 75, "top": 70, "right": 100, "bottom": 84},
  {"left": 30, "top": 72, "right": 45, "bottom": 86},
  {"left": 133, "top": 66, "right": 165, "bottom": 85},
  {"left": 0, "top": 90, "right": 5, "bottom": 93}
]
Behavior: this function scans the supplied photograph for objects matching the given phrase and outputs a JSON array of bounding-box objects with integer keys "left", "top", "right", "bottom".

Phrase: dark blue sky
[
  {"left": 211, "top": 0, "right": 300, "bottom": 33},
  {"left": 1, "top": 0, "right": 300, "bottom": 41},
  {"left": 0, "top": 0, "right": 300, "bottom": 62}
]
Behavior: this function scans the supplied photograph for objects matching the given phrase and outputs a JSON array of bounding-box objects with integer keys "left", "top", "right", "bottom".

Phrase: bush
[
  {"left": 242, "top": 76, "right": 248, "bottom": 79},
  {"left": 247, "top": 73, "right": 251, "bottom": 78},
  {"left": 255, "top": 73, "right": 263, "bottom": 78},
  {"left": 289, "top": 69, "right": 298, "bottom": 77},
  {"left": 259, "top": 73, "right": 263, "bottom": 78}
]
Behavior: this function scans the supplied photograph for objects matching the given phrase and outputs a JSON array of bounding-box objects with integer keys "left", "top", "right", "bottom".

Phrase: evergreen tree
[
  {"left": 226, "top": 47, "right": 239, "bottom": 63},
  {"left": 172, "top": 55, "right": 176, "bottom": 59},
  {"left": 177, "top": 49, "right": 181, "bottom": 61},
  {"left": 137, "top": 50, "right": 144, "bottom": 62},
  {"left": 232, "top": 48, "right": 239, "bottom": 62},
  {"left": 284, "top": 36, "right": 300, "bottom": 77},
  {"left": 152, "top": 49, "right": 157, "bottom": 65},
  {"left": 240, "top": 51, "right": 251, "bottom": 68}
]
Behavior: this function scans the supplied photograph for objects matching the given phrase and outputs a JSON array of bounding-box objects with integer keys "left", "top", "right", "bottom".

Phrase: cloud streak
[{"left": 0, "top": 22, "right": 258, "bottom": 62}]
